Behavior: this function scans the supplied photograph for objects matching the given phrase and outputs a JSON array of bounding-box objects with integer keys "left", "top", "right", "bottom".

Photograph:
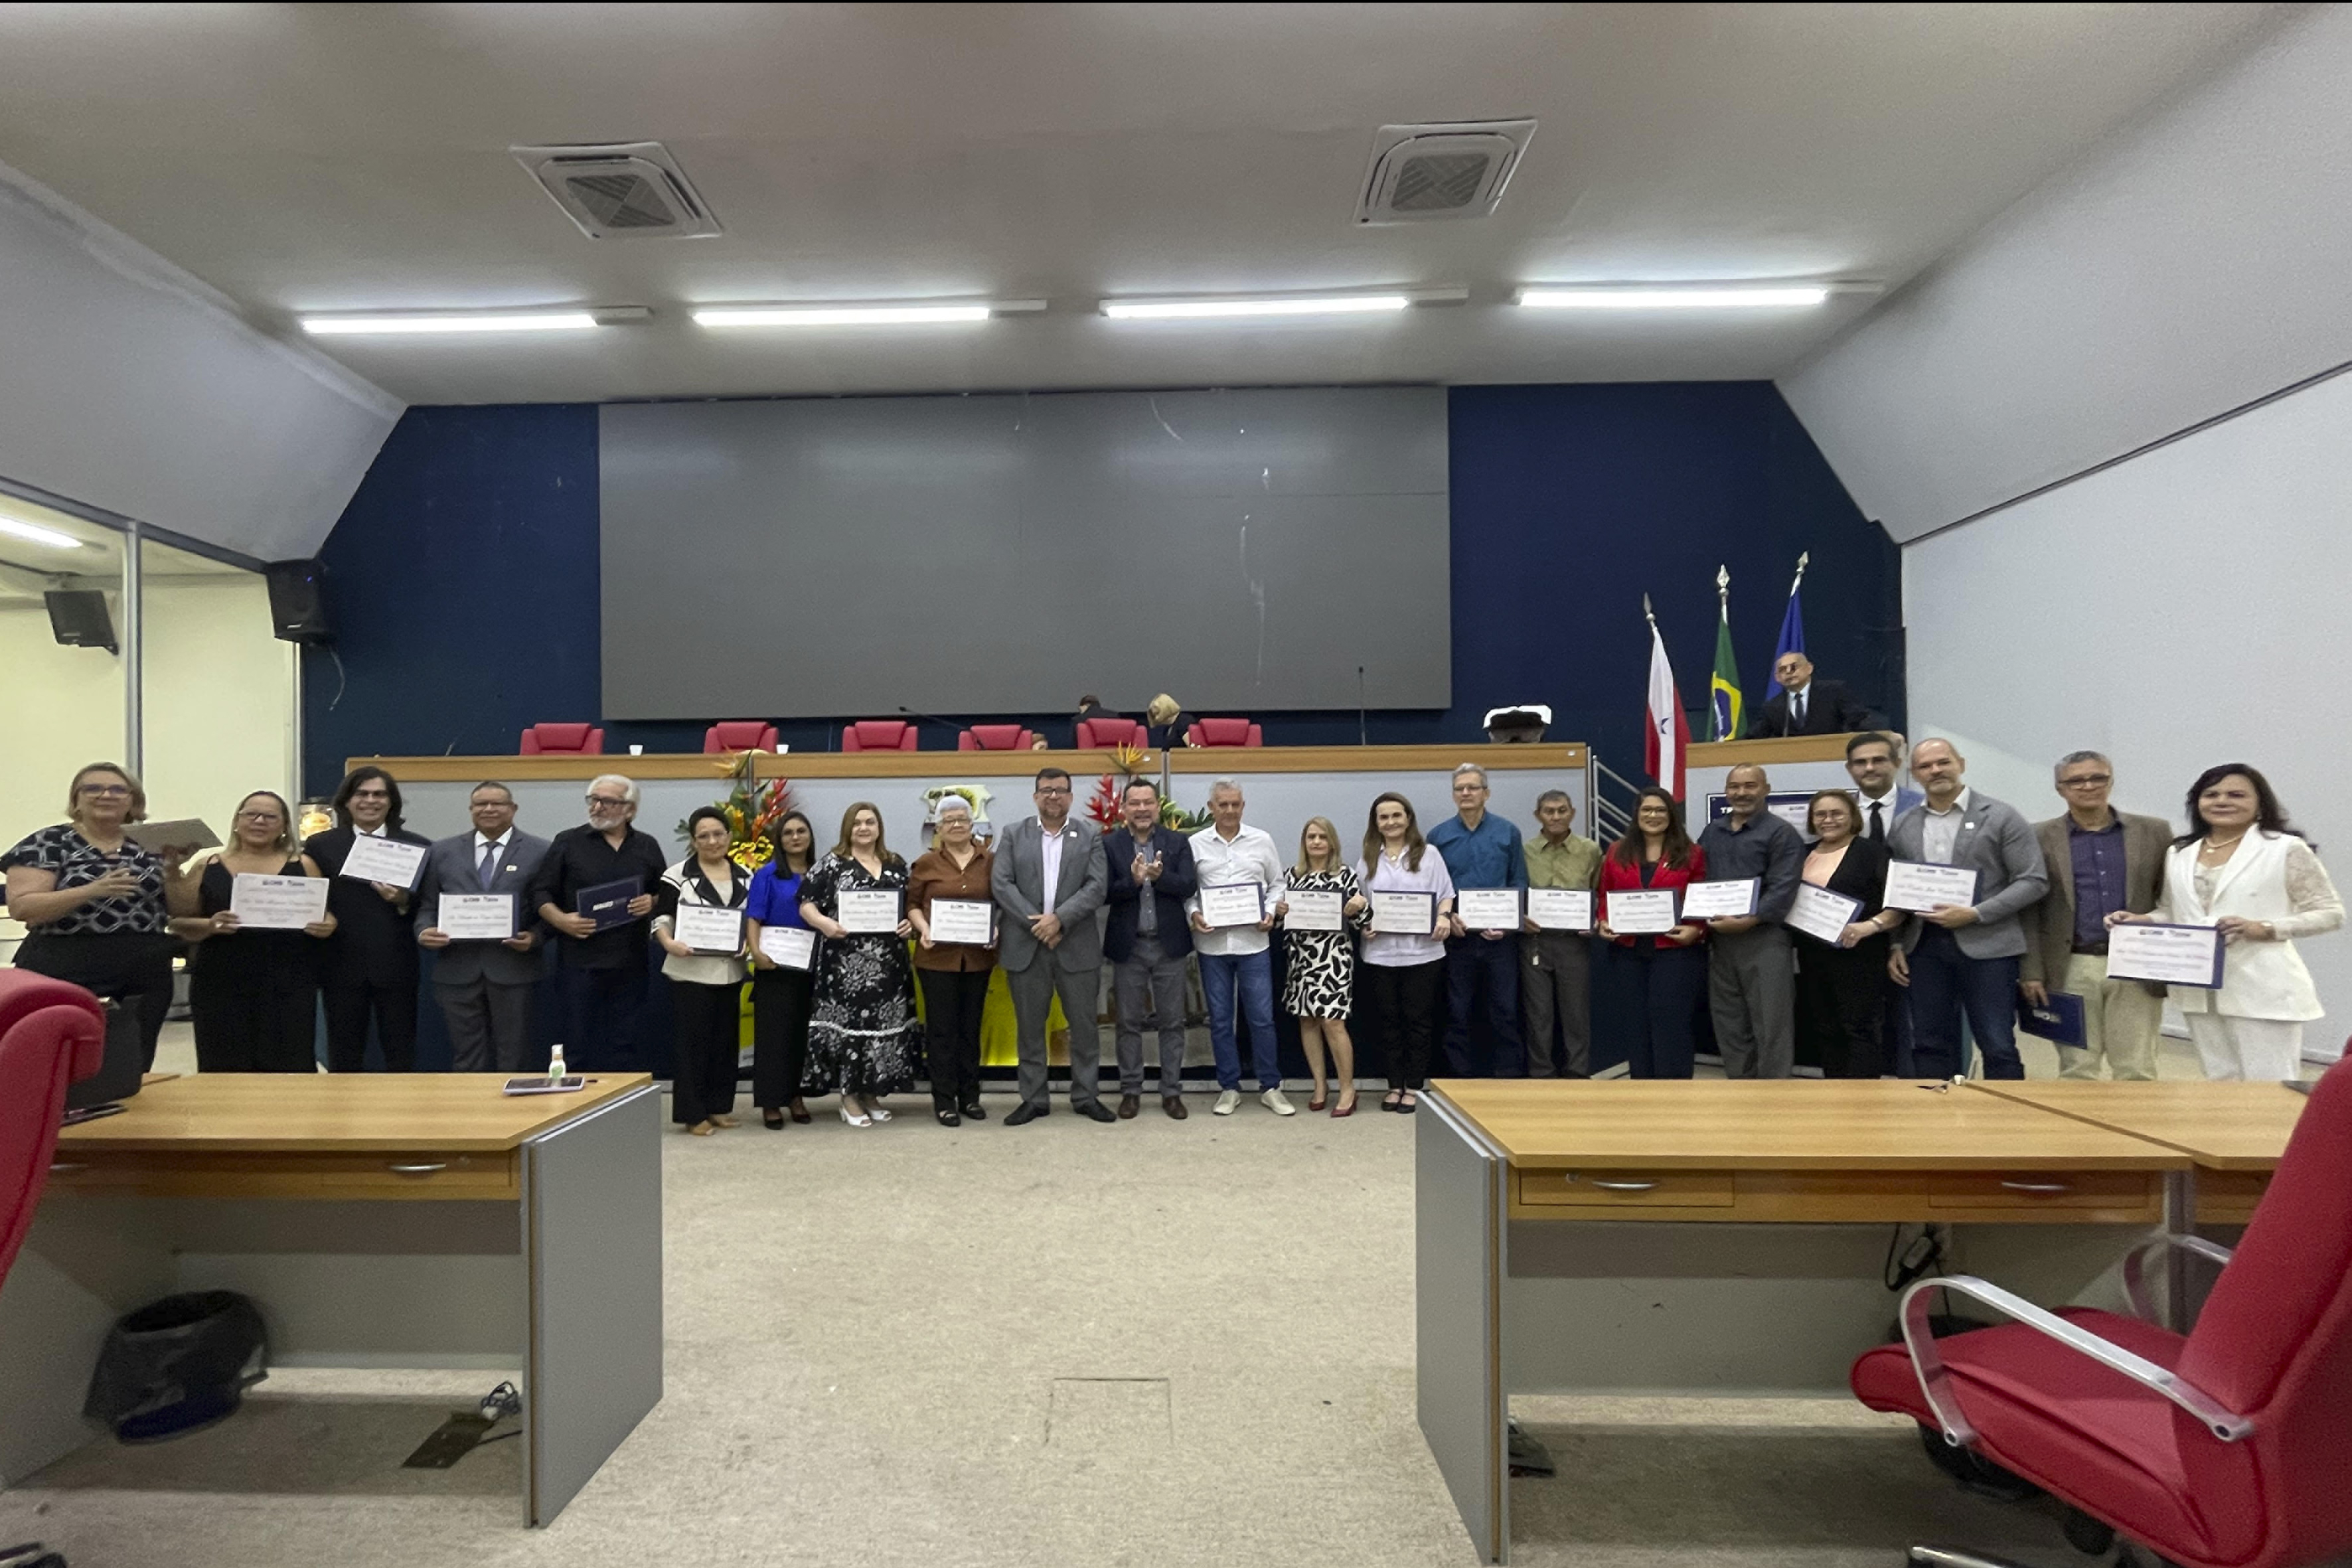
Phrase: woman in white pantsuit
[{"left": 2111, "top": 764, "right": 2341, "bottom": 1080}]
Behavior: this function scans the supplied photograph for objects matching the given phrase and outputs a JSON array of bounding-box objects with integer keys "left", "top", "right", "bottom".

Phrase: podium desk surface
[
  {"left": 1968, "top": 1079, "right": 2308, "bottom": 1171},
  {"left": 56, "top": 1072, "right": 652, "bottom": 1153}
]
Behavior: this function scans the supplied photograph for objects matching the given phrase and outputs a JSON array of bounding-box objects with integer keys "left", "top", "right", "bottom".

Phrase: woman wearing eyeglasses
[{"left": 168, "top": 791, "right": 339, "bottom": 1073}]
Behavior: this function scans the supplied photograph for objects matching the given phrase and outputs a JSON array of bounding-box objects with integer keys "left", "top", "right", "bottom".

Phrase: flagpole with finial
[
  {"left": 1789, "top": 550, "right": 1809, "bottom": 596},
  {"left": 1643, "top": 591, "right": 1656, "bottom": 628}
]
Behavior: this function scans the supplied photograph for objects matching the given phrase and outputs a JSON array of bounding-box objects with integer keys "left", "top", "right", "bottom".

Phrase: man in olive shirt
[{"left": 1520, "top": 790, "right": 1600, "bottom": 1078}]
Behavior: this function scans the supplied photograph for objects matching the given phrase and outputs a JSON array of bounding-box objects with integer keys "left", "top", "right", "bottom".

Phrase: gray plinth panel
[{"left": 1417, "top": 1091, "right": 1510, "bottom": 1564}]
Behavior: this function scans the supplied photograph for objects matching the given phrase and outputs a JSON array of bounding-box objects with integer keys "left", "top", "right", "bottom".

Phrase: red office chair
[
  {"left": 841, "top": 720, "right": 918, "bottom": 752},
  {"left": 704, "top": 721, "right": 779, "bottom": 753},
  {"left": 1852, "top": 1056, "right": 2352, "bottom": 1568},
  {"left": 959, "top": 725, "right": 1037, "bottom": 751},
  {"left": 0, "top": 973, "right": 109, "bottom": 1293},
  {"left": 1186, "top": 717, "right": 1263, "bottom": 747},
  {"left": 520, "top": 722, "right": 604, "bottom": 755},
  {"left": 1075, "top": 717, "right": 1147, "bottom": 749}
]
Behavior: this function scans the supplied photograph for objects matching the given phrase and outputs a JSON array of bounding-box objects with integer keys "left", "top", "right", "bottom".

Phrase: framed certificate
[
  {"left": 1280, "top": 888, "right": 1344, "bottom": 931},
  {"left": 1680, "top": 879, "right": 1760, "bottom": 920},
  {"left": 672, "top": 904, "right": 745, "bottom": 955},
  {"left": 2106, "top": 923, "right": 2227, "bottom": 988},
  {"left": 1605, "top": 889, "right": 1678, "bottom": 935},
  {"left": 1198, "top": 882, "right": 1267, "bottom": 928},
  {"left": 439, "top": 892, "right": 515, "bottom": 941},
  {"left": 1883, "top": 861, "right": 1978, "bottom": 913},
  {"left": 1784, "top": 883, "right": 1861, "bottom": 945},
  {"left": 1526, "top": 888, "right": 1593, "bottom": 932},
  {"left": 577, "top": 877, "right": 642, "bottom": 931},
  {"left": 927, "top": 898, "right": 996, "bottom": 945},
  {"left": 339, "top": 834, "right": 428, "bottom": 890},
  {"left": 759, "top": 925, "right": 817, "bottom": 970},
  {"left": 1368, "top": 890, "right": 1437, "bottom": 935},
  {"left": 1456, "top": 888, "right": 1524, "bottom": 931},
  {"left": 838, "top": 887, "right": 904, "bottom": 935},
  {"left": 230, "top": 872, "right": 330, "bottom": 931}
]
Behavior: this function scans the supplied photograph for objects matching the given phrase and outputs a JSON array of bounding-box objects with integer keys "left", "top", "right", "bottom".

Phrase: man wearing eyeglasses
[
  {"left": 305, "top": 766, "right": 435, "bottom": 1073},
  {"left": 2019, "top": 751, "right": 2173, "bottom": 1080},
  {"left": 990, "top": 767, "right": 1111, "bottom": 1126},
  {"left": 526, "top": 775, "right": 666, "bottom": 1071}
]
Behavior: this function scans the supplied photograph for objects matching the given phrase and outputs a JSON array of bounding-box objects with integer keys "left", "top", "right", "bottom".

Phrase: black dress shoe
[
  {"left": 1163, "top": 1096, "right": 1188, "bottom": 1120},
  {"left": 1117, "top": 1094, "right": 1140, "bottom": 1120},
  {"left": 961, "top": 1100, "right": 987, "bottom": 1121},
  {"left": 935, "top": 1108, "right": 961, "bottom": 1127},
  {"left": 1077, "top": 1100, "right": 1117, "bottom": 1123},
  {"left": 1004, "top": 1103, "right": 1047, "bottom": 1126},
  {"left": 762, "top": 1109, "right": 786, "bottom": 1130}
]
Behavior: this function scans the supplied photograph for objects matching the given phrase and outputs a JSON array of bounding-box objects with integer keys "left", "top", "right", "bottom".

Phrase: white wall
[
  {"left": 1905, "top": 368, "right": 2352, "bottom": 1058},
  {"left": 0, "top": 600, "right": 124, "bottom": 854},
  {"left": 1783, "top": 5, "right": 2352, "bottom": 540},
  {"left": 139, "top": 571, "right": 299, "bottom": 827},
  {"left": 0, "top": 162, "right": 400, "bottom": 560}
]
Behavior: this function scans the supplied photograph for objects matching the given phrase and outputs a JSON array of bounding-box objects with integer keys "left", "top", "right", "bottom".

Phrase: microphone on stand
[{"left": 1358, "top": 665, "right": 1368, "bottom": 747}]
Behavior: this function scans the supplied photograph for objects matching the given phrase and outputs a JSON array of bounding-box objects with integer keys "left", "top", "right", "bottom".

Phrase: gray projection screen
[{"left": 597, "top": 387, "right": 1450, "bottom": 720}]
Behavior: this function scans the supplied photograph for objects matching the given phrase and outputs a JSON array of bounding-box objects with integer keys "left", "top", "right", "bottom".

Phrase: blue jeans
[
  {"left": 1906, "top": 926, "right": 2023, "bottom": 1079},
  {"left": 1198, "top": 948, "right": 1280, "bottom": 1091},
  {"left": 1443, "top": 934, "right": 1527, "bottom": 1077}
]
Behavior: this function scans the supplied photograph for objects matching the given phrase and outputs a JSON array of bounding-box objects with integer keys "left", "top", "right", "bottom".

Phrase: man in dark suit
[
  {"left": 990, "top": 767, "right": 1112, "bottom": 1125},
  {"left": 1757, "top": 652, "right": 1879, "bottom": 737},
  {"left": 305, "top": 765, "right": 433, "bottom": 1071},
  {"left": 416, "top": 781, "right": 551, "bottom": 1071},
  {"left": 1102, "top": 779, "right": 1199, "bottom": 1119}
]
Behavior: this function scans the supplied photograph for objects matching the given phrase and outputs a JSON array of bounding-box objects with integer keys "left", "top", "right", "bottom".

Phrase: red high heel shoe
[{"left": 1307, "top": 1089, "right": 1329, "bottom": 1112}]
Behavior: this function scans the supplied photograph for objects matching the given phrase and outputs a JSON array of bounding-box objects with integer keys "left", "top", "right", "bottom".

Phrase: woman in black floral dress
[{"left": 797, "top": 802, "right": 921, "bottom": 1126}]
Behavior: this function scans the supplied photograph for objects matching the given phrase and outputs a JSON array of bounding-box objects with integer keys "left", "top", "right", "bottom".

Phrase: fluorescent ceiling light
[
  {"left": 300, "top": 311, "right": 605, "bottom": 335},
  {"left": 0, "top": 515, "right": 86, "bottom": 550},
  {"left": 694, "top": 303, "right": 1004, "bottom": 327},
  {"left": 1516, "top": 285, "right": 1831, "bottom": 310},
  {"left": 1101, "top": 294, "right": 1414, "bottom": 321}
]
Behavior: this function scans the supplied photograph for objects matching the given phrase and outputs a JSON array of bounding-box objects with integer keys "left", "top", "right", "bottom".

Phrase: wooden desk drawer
[
  {"left": 2198, "top": 1170, "right": 2270, "bottom": 1224},
  {"left": 46, "top": 1150, "right": 518, "bottom": 1202},
  {"left": 1516, "top": 1169, "right": 1735, "bottom": 1209},
  {"left": 1926, "top": 1171, "right": 2155, "bottom": 1212}
]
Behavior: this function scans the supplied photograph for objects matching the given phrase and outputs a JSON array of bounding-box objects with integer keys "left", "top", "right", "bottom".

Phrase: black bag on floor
[{"left": 83, "top": 1291, "right": 268, "bottom": 1443}]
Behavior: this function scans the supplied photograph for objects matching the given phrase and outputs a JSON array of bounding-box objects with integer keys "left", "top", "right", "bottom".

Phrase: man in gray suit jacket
[
  {"left": 2019, "top": 751, "right": 2173, "bottom": 1081},
  {"left": 416, "top": 781, "right": 552, "bottom": 1072},
  {"left": 990, "top": 767, "right": 1113, "bottom": 1125},
  {"left": 1886, "top": 740, "right": 2049, "bottom": 1080}
]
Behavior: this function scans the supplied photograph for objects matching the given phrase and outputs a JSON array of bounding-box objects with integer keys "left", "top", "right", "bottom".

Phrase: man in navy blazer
[{"left": 1102, "top": 779, "right": 1199, "bottom": 1119}]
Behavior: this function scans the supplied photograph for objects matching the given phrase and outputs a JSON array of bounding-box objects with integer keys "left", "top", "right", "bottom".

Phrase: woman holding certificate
[
  {"left": 2109, "top": 765, "right": 2343, "bottom": 1081},
  {"left": 907, "top": 796, "right": 997, "bottom": 1127},
  {"left": 168, "top": 791, "right": 337, "bottom": 1073},
  {"left": 653, "top": 807, "right": 750, "bottom": 1135},
  {"left": 1594, "top": 789, "right": 1709, "bottom": 1078},
  {"left": 1281, "top": 817, "right": 1370, "bottom": 1116},
  {"left": 1789, "top": 791, "right": 1901, "bottom": 1078},
  {"left": 1357, "top": 793, "right": 1455, "bottom": 1113},
  {"left": 799, "top": 803, "right": 921, "bottom": 1127},
  {"left": 745, "top": 811, "right": 819, "bottom": 1129}
]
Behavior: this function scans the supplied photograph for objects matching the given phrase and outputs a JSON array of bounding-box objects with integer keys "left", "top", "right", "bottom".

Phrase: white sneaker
[
  {"left": 1261, "top": 1087, "right": 1296, "bottom": 1117},
  {"left": 1212, "top": 1089, "right": 1241, "bottom": 1116}
]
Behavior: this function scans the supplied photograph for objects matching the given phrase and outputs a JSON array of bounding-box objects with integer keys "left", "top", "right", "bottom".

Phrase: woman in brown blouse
[{"left": 906, "top": 796, "right": 997, "bottom": 1127}]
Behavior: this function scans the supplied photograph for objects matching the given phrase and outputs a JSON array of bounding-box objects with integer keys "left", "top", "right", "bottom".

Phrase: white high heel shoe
[{"left": 839, "top": 1103, "right": 872, "bottom": 1128}]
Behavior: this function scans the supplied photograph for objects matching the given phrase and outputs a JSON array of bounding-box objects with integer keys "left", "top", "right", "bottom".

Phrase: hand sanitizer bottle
[{"left": 547, "top": 1043, "right": 568, "bottom": 1081}]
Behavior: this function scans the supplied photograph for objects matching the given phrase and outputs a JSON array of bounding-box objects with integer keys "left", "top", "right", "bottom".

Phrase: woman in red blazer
[{"left": 1594, "top": 788, "right": 1709, "bottom": 1077}]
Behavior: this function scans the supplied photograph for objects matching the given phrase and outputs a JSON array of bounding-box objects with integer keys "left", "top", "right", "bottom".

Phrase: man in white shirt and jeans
[{"left": 1186, "top": 779, "right": 1294, "bottom": 1116}]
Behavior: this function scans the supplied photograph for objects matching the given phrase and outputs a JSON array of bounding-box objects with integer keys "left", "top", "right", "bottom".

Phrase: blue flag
[{"left": 1764, "top": 578, "right": 1806, "bottom": 700}]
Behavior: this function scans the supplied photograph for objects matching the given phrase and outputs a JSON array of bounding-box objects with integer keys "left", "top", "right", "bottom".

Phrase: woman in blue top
[{"left": 744, "top": 811, "right": 818, "bottom": 1129}]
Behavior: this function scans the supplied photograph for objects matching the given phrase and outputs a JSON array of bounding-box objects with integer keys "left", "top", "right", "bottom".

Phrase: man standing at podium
[{"left": 1757, "top": 651, "right": 1877, "bottom": 738}]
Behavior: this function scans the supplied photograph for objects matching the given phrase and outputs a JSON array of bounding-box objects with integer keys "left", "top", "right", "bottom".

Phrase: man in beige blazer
[{"left": 2019, "top": 750, "right": 2174, "bottom": 1079}]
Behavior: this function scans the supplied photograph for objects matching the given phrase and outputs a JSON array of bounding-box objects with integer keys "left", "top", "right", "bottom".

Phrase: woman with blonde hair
[
  {"left": 169, "top": 790, "right": 338, "bottom": 1073},
  {"left": 1279, "top": 815, "right": 1370, "bottom": 1116},
  {"left": 799, "top": 801, "right": 921, "bottom": 1125},
  {"left": 1144, "top": 694, "right": 1200, "bottom": 750}
]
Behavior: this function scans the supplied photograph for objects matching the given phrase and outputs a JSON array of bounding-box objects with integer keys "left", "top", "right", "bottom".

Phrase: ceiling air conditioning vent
[
  {"left": 511, "top": 141, "right": 722, "bottom": 240},
  {"left": 1356, "top": 120, "right": 1535, "bottom": 224}
]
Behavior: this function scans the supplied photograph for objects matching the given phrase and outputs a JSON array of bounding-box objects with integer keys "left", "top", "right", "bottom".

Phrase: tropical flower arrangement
[
  {"left": 678, "top": 773, "right": 796, "bottom": 868},
  {"left": 1083, "top": 742, "right": 1210, "bottom": 836}
]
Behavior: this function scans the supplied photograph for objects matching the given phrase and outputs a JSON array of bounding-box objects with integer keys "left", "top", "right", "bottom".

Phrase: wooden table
[
  {"left": 1417, "top": 1080, "right": 2191, "bottom": 1564},
  {"left": 1966, "top": 1079, "right": 2306, "bottom": 1221},
  {"left": 1, "top": 1075, "right": 663, "bottom": 1526}
]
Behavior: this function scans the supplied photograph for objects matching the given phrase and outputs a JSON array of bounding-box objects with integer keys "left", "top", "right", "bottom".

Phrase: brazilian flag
[{"left": 1708, "top": 609, "right": 1745, "bottom": 741}]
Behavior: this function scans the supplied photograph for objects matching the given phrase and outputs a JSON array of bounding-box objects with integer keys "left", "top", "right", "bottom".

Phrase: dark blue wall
[{"left": 305, "top": 384, "right": 1897, "bottom": 794}]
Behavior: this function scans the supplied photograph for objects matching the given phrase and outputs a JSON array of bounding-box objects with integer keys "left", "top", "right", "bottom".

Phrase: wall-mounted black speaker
[
  {"left": 265, "top": 559, "right": 334, "bottom": 646},
  {"left": 44, "top": 589, "right": 118, "bottom": 654}
]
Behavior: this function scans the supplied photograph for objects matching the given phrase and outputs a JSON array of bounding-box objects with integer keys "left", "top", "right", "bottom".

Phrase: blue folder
[
  {"left": 576, "top": 876, "right": 642, "bottom": 932},
  {"left": 2017, "top": 990, "right": 2087, "bottom": 1050}
]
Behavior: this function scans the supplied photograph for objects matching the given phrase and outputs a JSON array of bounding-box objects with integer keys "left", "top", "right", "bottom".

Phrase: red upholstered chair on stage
[
  {"left": 959, "top": 725, "right": 1037, "bottom": 751},
  {"left": 704, "top": 721, "right": 779, "bottom": 753},
  {"left": 842, "top": 720, "right": 919, "bottom": 752},
  {"left": 1186, "top": 718, "right": 1263, "bottom": 747},
  {"left": 1075, "top": 716, "right": 1148, "bottom": 749},
  {"left": 0, "top": 973, "right": 108, "bottom": 1293},
  {"left": 1851, "top": 1056, "right": 2352, "bottom": 1568},
  {"left": 519, "top": 722, "right": 605, "bottom": 755}
]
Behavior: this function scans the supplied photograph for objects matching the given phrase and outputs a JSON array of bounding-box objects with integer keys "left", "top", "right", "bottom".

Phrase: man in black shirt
[{"left": 527, "top": 773, "right": 667, "bottom": 1071}]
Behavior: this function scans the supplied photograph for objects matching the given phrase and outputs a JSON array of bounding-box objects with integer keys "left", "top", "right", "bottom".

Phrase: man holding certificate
[
  {"left": 1695, "top": 765, "right": 1806, "bottom": 1079},
  {"left": 415, "top": 781, "right": 550, "bottom": 1072},
  {"left": 305, "top": 766, "right": 433, "bottom": 1073},
  {"left": 1426, "top": 765, "right": 1528, "bottom": 1078},
  {"left": 1101, "top": 781, "right": 1199, "bottom": 1119},
  {"left": 1885, "top": 740, "right": 2049, "bottom": 1079},
  {"left": 1519, "top": 791, "right": 1599, "bottom": 1078},
  {"left": 2019, "top": 752, "right": 2173, "bottom": 1081},
  {"left": 1186, "top": 779, "right": 1293, "bottom": 1116},
  {"left": 528, "top": 774, "right": 666, "bottom": 1071}
]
